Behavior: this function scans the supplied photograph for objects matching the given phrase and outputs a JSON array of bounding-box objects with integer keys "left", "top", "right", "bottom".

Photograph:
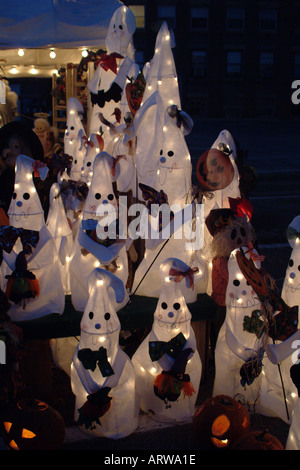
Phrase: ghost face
[
  {"left": 105, "top": 7, "right": 135, "bottom": 56},
  {"left": 283, "top": 241, "right": 300, "bottom": 301},
  {"left": 8, "top": 184, "right": 43, "bottom": 229},
  {"left": 83, "top": 188, "right": 118, "bottom": 220},
  {"left": 226, "top": 257, "right": 260, "bottom": 309},
  {"left": 153, "top": 292, "right": 192, "bottom": 340},
  {"left": 80, "top": 303, "right": 120, "bottom": 354}
]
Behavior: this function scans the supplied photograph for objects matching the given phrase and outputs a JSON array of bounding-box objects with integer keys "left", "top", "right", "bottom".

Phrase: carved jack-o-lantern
[
  {"left": 196, "top": 148, "right": 234, "bottom": 191},
  {"left": 0, "top": 398, "right": 65, "bottom": 450},
  {"left": 193, "top": 395, "right": 250, "bottom": 449},
  {"left": 232, "top": 430, "right": 284, "bottom": 450}
]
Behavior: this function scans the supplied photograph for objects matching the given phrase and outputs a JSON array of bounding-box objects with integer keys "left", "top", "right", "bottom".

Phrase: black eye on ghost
[
  {"left": 95, "top": 193, "right": 114, "bottom": 201},
  {"left": 161, "top": 302, "right": 181, "bottom": 310},
  {"left": 13, "top": 192, "right": 30, "bottom": 200},
  {"left": 159, "top": 149, "right": 174, "bottom": 163}
]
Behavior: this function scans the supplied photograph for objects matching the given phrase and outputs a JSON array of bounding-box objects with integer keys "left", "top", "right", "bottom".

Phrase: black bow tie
[
  {"left": 0, "top": 225, "right": 39, "bottom": 255},
  {"left": 149, "top": 332, "right": 187, "bottom": 362},
  {"left": 77, "top": 346, "right": 114, "bottom": 377}
]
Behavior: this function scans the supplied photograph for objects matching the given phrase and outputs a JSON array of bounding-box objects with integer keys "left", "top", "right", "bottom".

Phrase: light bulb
[
  {"left": 82, "top": 49, "right": 88, "bottom": 58},
  {"left": 9, "top": 67, "right": 18, "bottom": 74},
  {"left": 29, "top": 66, "right": 38, "bottom": 75},
  {"left": 97, "top": 279, "right": 104, "bottom": 286},
  {"left": 50, "top": 49, "right": 56, "bottom": 59},
  {"left": 18, "top": 49, "right": 25, "bottom": 57}
]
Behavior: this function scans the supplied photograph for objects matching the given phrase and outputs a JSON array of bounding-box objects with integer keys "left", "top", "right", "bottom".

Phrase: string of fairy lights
[{"left": 7, "top": 47, "right": 90, "bottom": 77}]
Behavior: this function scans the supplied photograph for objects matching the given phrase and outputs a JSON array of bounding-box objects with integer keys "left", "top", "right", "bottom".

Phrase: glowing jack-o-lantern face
[
  {"left": 0, "top": 399, "right": 65, "bottom": 450},
  {"left": 193, "top": 395, "right": 250, "bottom": 449}
]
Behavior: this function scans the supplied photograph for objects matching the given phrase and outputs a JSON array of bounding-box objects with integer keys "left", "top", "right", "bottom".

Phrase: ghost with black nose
[
  {"left": 71, "top": 268, "right": 138, "bottom": 438},
  {"left": 132, "top": 258, "right": 202, "bottom": 422},
  {"left": 1, "top": 154, "right": 65, "bottom": 320},
  {"left": 69, "top": 151, "right": 129, "bottom": 312}
]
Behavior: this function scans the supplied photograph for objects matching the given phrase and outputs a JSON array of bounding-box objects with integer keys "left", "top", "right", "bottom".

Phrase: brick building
[{"left": 125, "top": 0, "right": 300, "bottom": 119}]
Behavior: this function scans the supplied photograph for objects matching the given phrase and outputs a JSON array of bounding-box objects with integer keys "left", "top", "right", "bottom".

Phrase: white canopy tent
[{"left": 0, "top": 0, "right": 124, "bottom": 77}]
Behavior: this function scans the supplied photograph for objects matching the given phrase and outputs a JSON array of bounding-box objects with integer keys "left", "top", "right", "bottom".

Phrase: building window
[
  {"left": 158, "top": 5, "right": 176, "bottom": 30},
  {"left": 191, "top": 51, "right": 206, "bottom": 77},
  {"left": 259, "top": 9, "right": 277, "bottom": 31},
  {"left": 191, "top": 7, "right": 209, "bottom": 30},
  {"left": 226, "top": 51, "right": 242, "bottom": 76},
  {"left": 259, "top": 52, "right": 274, "bottom": 78},
  {"left": 128, "top": 5, "right": 145, "bottom": 29},
  {"left": 226, "top": 7, "right": 245, "bottom": 31},
  {"left": 294, "top": 53, "right": 300, "bottom": 77}
]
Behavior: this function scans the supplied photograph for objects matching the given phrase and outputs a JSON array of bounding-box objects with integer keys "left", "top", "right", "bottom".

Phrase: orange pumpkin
[
  {"left": 196, "top": 148, "right": 234, "bottom": 191},
  {"left": 193, "top": 395, "right": 250, "bottom": 449},
  {"left": 125, "top": 72, "right": 146, "bottom": 116},
  {"left": 231, "top": 430, "right": 284, "bottom": 450},
  {"left": 0, "top": 398, "right": 65, "bottom": 450}
]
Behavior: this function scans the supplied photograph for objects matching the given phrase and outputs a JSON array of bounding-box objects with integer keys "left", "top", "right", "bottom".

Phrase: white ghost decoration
[
  {"left": 69, "top": 151, "right": 129, "bottom": 312},
  {"left": 69, "top": 129, "right": 87, "bottom": 182},
  {"left": 64, "top": 97, "right": 86, "bottom": 158},
  {"left": 281, "top": 217, "right": 300, "bottom": 317},
  {"left": 286, "top": 362, "right": 300, "bottom": 449},
  {"left": 2, "top": 155, "right": 65, "bottom": 321},
  {"left": 81, "top": 133, "right": 104, "bottom": 185},
  {"left": 46, "top": 183, "right": 73, "bottom": 294},
  {"left": 71, "top": 268, "right": 138, "bottom": 438},
  {"left": 88, "top": 5, "right": 139, "bottom": 142},
  {"left": 213, "top": 247, "right": 266, "bottom": 407},
  {"left": 126, "top": 22, "right": 207, "bottom": 303},
  {"left": 132, "top": 258, "right": 202, "bottom": 422}
]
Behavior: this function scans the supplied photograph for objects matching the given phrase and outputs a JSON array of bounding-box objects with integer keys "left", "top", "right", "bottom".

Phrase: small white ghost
[
  {"left": 69, "top": 129, "right": 87, "bottom": 182},
  {"left": 64, "top": 97, "right": 86, "bottom": 158},
  {"left": 71, "top": 268, "right": 138, "bottom": 439},
  {"left": 46, "top": 182, "right": 73, "bottom": 294},
  {"left": 132, "top": 258, "right": 202, "bottom": 422},
  {"left": 69, "top": 151, "right": 129, "bottom": 312},
  {"left": 2, "top": 155, "right": 65, "bottom": 321},
  {"left": 81, "top": 133, "right": 104, "bottom": 185}
]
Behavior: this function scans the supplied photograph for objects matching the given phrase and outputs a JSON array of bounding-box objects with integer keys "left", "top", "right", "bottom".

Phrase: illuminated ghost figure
[
  {"left": 281, "top": 216, "right": 300, "bottom": 321},
  {"left": 213, "top": 247, "right": 266, "bottom": 408},
  {"left": 71, "top": 268, "right": 138, "bottom": 439},
  {"left": 69, "top": 151, "right": 129, "bottom": 312},
  {"left": 1, "top": 155, "right": 65, "bottom": 321},
  {"left": 88, "top": 5, "right": 139, "bottom": 147},
  {"left": 127, "top": 22, "right": 207, "bottom": 303},
  {"left": 46, "top": 183, "right": 73, "bottom": 294},
  {"left": 132, "top": 258, "right": 202, "bottom": 422},
  {"left": 64, "top": 97, "right": 86, "bottom": 159},
  {"left": 69, "top": 129, "right": 86, "bottom": 182},
  {"left": 81, "top": 133, "right": 104, "bottom": 185}
]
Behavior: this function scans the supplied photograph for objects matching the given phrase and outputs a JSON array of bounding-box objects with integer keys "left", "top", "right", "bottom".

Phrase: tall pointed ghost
[
  {"left": 46, "top": 182, "right": 73, "bottom": 294},
  {"left": 132, "top": 258, "right": 202, "bottom": 422},
  {"left": 126, "top": 22, "right": 207, "bottom": 303},
  {"left": 69, "top": 151, "right": 129, "bottom": 312},
  {"left": 71, "top": 268, "right": 138, "bottom": 438},
  {"left": 1, "top": 155, "right": 65, "bottom": 321}
]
